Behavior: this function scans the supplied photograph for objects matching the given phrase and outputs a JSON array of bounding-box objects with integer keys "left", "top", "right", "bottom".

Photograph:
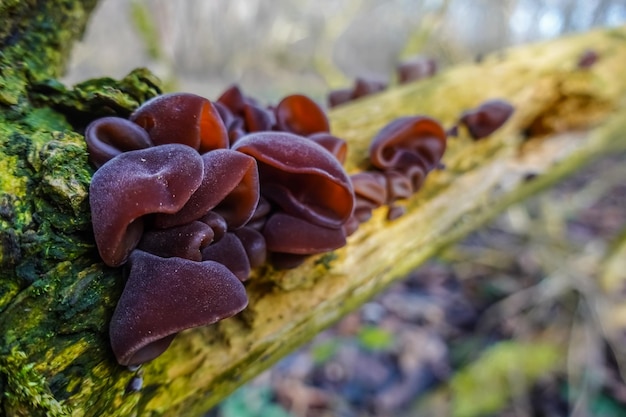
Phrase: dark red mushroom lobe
[
  {"left": 89, "top": 144, "right": 204, "bottom": 266},
  {"left": 109, "top": 250, "right": 248, "bottom": 366}
]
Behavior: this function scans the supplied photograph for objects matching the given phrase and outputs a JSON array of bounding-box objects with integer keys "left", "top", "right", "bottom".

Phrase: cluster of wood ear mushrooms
[{"left": 84, "top": 64, "right": 513, "bottom": 367}]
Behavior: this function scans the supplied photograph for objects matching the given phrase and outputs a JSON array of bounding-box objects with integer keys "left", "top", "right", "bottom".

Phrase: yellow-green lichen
[
  {"left": 0, "top": 156, "right": 28, "bottom": 197},
  {"left": 1, "top": 348, "right": 69, "bottom": 417}
]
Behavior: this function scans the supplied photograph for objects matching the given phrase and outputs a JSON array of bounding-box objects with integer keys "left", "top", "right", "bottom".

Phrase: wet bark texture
[{"left": 0, "top": 3, "right": 625, "bottom": 416}]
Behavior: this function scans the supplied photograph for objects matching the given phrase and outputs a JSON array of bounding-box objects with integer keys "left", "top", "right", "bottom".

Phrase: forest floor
[{"left": 208, "top": 151, "right": 626, "bottom": 417}]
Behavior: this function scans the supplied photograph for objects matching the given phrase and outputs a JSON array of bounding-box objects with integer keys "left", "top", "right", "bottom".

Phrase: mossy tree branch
[{"left": 0, "top": 7, "right": 625, "bottom": 416}]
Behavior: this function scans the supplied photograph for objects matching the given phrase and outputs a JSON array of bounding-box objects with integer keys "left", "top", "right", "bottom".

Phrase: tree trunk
[{"left": 0, "top": 4, "right": 625, "bottom": 415}]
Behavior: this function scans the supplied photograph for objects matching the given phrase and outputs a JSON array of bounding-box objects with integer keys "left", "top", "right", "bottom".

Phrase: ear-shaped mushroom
[
  {"left": 213, "top": 101, "right": 239, "bottom": 131},
  {"left": 199, "top": 211, "right": 228, "bottom": 242},
  {"left": 263, "top": 212, "right": 347, "bottom": 254},
  {"left": 109, "top": 250, "right": 248, "bottom": 366},
  {"left": 577, "top": 49, "right": 599, "bottom": 69},
  {"left": 232, "top": 132, "right": 354, "bottom": 229},
  {"left": 353, "top": 198, "right": 377, "bottom": 222},
  {"left": 350, "top": 172, "right": 388, "bottom": 207},
  {"left": 233, "top": 227, "right": 267, "bottom": 268},
  {"left": 154, "top": 149, "right": 259, "bottom": 229},
  {"left": 328, "top": 88, "right": 353, "bottom": 108},
  {"left": 396, "top": 56, "right": 437, "bottom": 84},
  {"left": 89, "top": 144, "right": 204, "bottom": 266},
  {"left": 137, "top": 221, "right": 213, "bottom": 261},
  {"left": 275, "top": 94, "right": 330, "bottom": 136},
  {"left": 369, "top": 116, "right": 446, "bottom": 189},
  {"left": 245, "top": 196, "right": 271, "bottom": 231},
  {"left": 459, "top": 99, "right": 514, "bottom": 140},
  {"left": 201, "top": 232, "right": 251, "bottom": 281},
  {"left": 351, "top": 78, "right": 387, "bottom": 99},
  {"left": 384, "top": 170, "right": 413, "bottom": 202},
  {"left": 307, "top": 133, "right": 348, "bottom": 164},
  {"left": 370, "top": 116, "right": 447, "bottom": 172},
  {"left": 217, "top": 84, "right": 247, "bottom": 116},
  {"left": 350, "top": 171, "right": 388, "bottom": 222},
  {"left": 243, "top": 102, "right": 275, "bottom": 132},
  {"left": 84, "top": 117, "right": 153, "bottom": 168},
  {"left": 130, "top": 92, "right": 229, "bottom": 153}
]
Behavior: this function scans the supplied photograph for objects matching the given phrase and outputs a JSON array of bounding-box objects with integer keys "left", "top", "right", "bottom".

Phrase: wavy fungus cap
[
  {"left": 369, "top": 116, "right": 446, "bottom": 190},
  {"left": 130, "top": 92, "right": 229, "bottom": 153},
  {"left": 370, "top": 116, "right": 446, "bottom": 171},
  {"left": 275, "top": 94, "right": 330, "bottom": 136},
  {"left": 263, "top": 212, "right": 346, "bottom": 254},
  {"left": 109, "top": 250, "right": 248, "bottom": 366},
  {"left": 84, "top": 117, "right": 153, "bottom": 168},
  {"left": 232, "top": 132, "right": 354, "bottom": 229},
  {"left": 459, "top": 99, "right": 514, "bottom": 140},
  {"left": 153, "top": 149, "right": 259, "bottom": 229},
  {"left": 200, "top": 232, "right": 251, "bottom": 281},
  {"left": 89, "top": 144, "right": 204, "bottom": 266},
  {"left": 307, "top": 133, "right": 348, "bottom": 164},
  {"left": 137, "top": 221, "right": 214, "bottom": 261},
  {"left": 350, "top": 172, "right": 388, "bottom": 207}
]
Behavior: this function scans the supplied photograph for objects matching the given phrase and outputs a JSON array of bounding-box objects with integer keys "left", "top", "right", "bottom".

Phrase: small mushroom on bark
[
  {"left": 109, "top": 250, "right": 248, "bottom": 366},
  {"left": 84, "top": 116, "right": 153, "bottom": 168},
  {"left": 89, "top": 144, "right": 204, "bottom": 266},
  {"left": 458, "top": 99, "right": 514, "bottom": 140},
  {"left": 274, "top": 94, "right": 330, "bottom": 136},
  {"left": 369, "top": 116, "right": 447, "bottom": 191},
  {"left": 153, "top": 149, "right": 259, "bottom": 229},
  {"left": 130, "top": 92, "right": 229, "bottom": 153},
  {"left": 232, "top": 132, "right": 354, "bottom": 229}
]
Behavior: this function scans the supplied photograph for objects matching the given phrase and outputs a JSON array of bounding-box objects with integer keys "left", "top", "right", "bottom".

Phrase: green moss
[
  {"left": 0, "top": 155, "right": 28, "bottom": 196},
  {"left": 1, "top": 348, "right": 69, "bottom": 417},
  {"left": 449, "top": 341, "right": 562, "bottom": 417},
  {"left": 30, "top": 68, "right": 162, "bottom": 123}
]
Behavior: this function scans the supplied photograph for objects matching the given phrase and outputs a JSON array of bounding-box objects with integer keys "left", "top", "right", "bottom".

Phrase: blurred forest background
[{"left": 64, "top": 1, "right": 626, "bottom": 416}]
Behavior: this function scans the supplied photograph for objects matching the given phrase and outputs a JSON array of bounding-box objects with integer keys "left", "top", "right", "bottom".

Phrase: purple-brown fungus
[
  {"left": 130, "top": 92, "right": 229, "bottom": 153},
  {"left": 577, "top": 49, "right": 599, "bottom": 69},
  {"left": 85, "top": 80, "right": 452, "bottom": 367},
  {"left": 369, "top": 116, "right": 447, "bottom": 191},
  {"left": 458, "top": 99, "right": 514, "bottom": 140},
  {"left": 327, "top": 78, "right": 388, "bottom": 108},
  {"left": 137, "top": 221, "right": 214, "bottom": 262},
  {"left": 153, "top": 149, "right": 259, "bottom": 229},
  {"left": 307, "top": 133, "right": 348, "bottom": 164},
  {"left": 275, "top": 94, "right": 330, "bottom": 136},
  {"left": 396, "top": 56, "right": 437, "bottom": 84},
  {"left": 109, "top": 250, "right": 248, "bottom": 366},
  {"left": 84, "top": 117, "right": 153, "bottom": 168},
  {"left": 89, "top": 144, "right": 204, "bottom": 266},
  {"left": 232, "top": 131, "right": 354, "bottom": 267},
  {"left": 233, "top": 132, "right": 354, "bottom": 229}
]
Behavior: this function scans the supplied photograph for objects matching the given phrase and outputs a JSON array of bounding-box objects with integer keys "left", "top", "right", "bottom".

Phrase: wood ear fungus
[
  {"left": 369, "top": 116, "right": 447, "bottom": 190},
  {"left": 458, "top": 99, "right": 514, "bottom": 140},
  {"left": 275, "top": 94, "right": 330, "bottom": 136},
  {"left": 396, "top": 56, "right": 437, "bottom": 84},
  {"left": 109, "top": 250, "right": 248, "bottom": 366},
  {"left": 233, "top": 132, "right": 354, "bottom": 229},
  {"left": 85, "top": 81, "right": 454, "bottom": 365},
  {"left": 89, "top": 144, "right": 204, "bottom": 266},
  {"left": 84, "top": 117, "right": 153, "bottom": 168},
  {"left": 153, "top": 149, "right": 259, "bottom": 230},
  {"left": 130, "top": 92, "right": 229, "bottom": 153}
]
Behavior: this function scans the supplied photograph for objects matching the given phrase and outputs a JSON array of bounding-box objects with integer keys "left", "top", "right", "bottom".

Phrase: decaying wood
[{"left": 0, "top": 14, "right": 625, "bottom": 417}]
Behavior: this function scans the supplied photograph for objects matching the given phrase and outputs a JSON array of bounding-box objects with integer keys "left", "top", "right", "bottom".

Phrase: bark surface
[{"left": 0, "top": 6, "right": 625, "bottom": 416}]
